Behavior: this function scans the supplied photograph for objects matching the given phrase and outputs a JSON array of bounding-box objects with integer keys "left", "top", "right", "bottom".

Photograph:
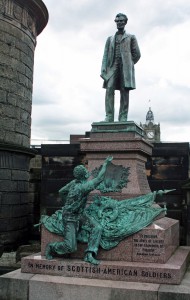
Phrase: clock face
[{"left": 147, "top": 131, "right": 155, "bottom": 139}]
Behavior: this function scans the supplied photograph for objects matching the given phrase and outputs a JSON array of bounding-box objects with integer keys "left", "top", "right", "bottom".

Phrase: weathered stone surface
[
  {"left": 0, "top": 269, "right": 159, "bottom": 300},
  {"left": 158, "top": 263, "right": 190, "bottom": 300},
  {"left": 0, "top": 0, "right": 48, "bottom": 247},
  {"left": 0, "top": 269, "right": 34, "bottom": 300},
  {"left": 12, "top": 170, "right": 30, "bottom": 181},
  {"left": 21, "top": 246, "right": 190, "bottom": 284},
  {"left": 0, "top": 169, "right": 11, "bottom": 180},
  {"left": 0, "top": 149, "right": 35, "bottom": 247},
  {"left": 0, "top": 0, "right": 48, "bottom": 148},
  {"left": 29, "top": 274, "right": 159, "bottom": 300},
  {"left": 80, "top": 123, "right": 153, "bottom": 199},
  {"left": 2, "top": 266, "right": 190, "bottom": 300}
]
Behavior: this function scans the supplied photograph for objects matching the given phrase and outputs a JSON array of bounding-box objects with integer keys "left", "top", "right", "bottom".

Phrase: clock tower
[{"left": 140, "top": 107, "right": 161, "bottom": 142}]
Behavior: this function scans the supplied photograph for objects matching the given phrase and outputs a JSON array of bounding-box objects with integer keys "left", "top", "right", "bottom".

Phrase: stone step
[
  {"left": 2, "top": 263, "right": 190, "bottom": 300},
  {"left": 21, "top": 246, "right": 190, "bottom": 285}
]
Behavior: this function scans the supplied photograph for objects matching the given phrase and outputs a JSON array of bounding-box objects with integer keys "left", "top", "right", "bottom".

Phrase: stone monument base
[
  {"left": 1, "top": 264, "right": 190, "bottom": 300},
  {"left": 41, "top": 217, "right": 179, "bottom": 264},
  {"left": 21, "top": 246, "right": 190, "bottom": 285},
  {"left": 80, "top": 121, "right": 153, "bottom": 200}
]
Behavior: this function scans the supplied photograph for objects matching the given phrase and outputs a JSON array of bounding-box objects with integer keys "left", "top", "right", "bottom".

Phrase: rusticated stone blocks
[
  {"left": 0, "top": 0, "right": 48, "bottom": 147},
  {"left": 0, "top": 0, "right": 48, "bottom": 247}
]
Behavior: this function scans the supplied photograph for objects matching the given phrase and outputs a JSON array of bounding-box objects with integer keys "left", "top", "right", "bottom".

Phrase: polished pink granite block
[
  {"left": 80, "top": 130, "right": 153, "bottom": 199},
  {"left": 41, "top": 225, "right": 133, "bottom": 261},
  {"left": 87, "top": 156, "right": 151, "bottom": 200},
  {"left": 132, "top": 217, "right": 179, "bottom": 263},
  {"left": 21, "top": 246, "right": 190, "bottom": 284},
  {"left": 41, "top": 217, "right": 178, "bottom": 264}
]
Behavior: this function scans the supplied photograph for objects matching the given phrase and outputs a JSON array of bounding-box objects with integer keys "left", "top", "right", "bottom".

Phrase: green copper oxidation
[
  {"left": 101, "top": 13, "right": 141, "bottom": 122},
  {"left": 91, "top": 162, "right": 130, "bottom": 192},
  {"left": 45, "top": 156, "right": 113, "bottom": 265},
  {"left": 39, "top": 158, "right": 171, "bottom": 265}
]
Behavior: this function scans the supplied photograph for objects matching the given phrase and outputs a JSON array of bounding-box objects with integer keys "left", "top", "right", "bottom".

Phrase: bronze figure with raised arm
[{"left": 45, "top": 156, "right": 113, "bottom": 265}]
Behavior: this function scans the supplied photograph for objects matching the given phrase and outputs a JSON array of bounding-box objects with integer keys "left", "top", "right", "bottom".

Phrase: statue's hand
[
  {"left": 157, "top": 189, "right": 175, "bottom": 196},
  {"left": 100, "top": 69, "right": 107, "bottom": 80},
  {"left": 101, "top": 68, "right": 106, "bottom": 74},
  {"left": 156, "top": 190, "right": 164, "bottom": 196},
  {"left": 105, "top": 156, "right": 113, "bottom": 164}
]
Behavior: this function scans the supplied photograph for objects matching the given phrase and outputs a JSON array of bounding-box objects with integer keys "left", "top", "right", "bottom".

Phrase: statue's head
[
  {"left": 115, "top": 13, "right": 128, "bottom": 29},
  {"left": 73, "top": 165, "right": 89, "bottom": 180}
]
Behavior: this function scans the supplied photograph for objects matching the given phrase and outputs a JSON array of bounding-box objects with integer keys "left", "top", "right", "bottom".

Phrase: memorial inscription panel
[
  {"left": 132, "top": 217, "right": 179, "bottom": 263},
  {"left": 21, "top": 249, "right": 190, "bottom": 285},
  {"left": 133, "top": 233, "right": 164, "bottom": 259}
]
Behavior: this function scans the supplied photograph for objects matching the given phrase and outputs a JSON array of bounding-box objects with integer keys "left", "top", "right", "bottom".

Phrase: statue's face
[
  {"left": 115, "top": 16, "right": 127, "bottom": 30},
  {"left": 74, "top": 165, "right": 89, "bottom": 180}
]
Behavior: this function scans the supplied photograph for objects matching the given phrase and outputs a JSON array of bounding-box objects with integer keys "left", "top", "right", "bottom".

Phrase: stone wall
[
  {"left": 0, "top": 0, "right": 47, "bottom": 147},
  {"left": 29, "top": 152, "right": 42, "bottom": 238},
  {"left": 0, "top": 147, "right": 32, "bottom": 248},
  {"left": 0, "top": 0, "right": 48, "bottom": 248}
]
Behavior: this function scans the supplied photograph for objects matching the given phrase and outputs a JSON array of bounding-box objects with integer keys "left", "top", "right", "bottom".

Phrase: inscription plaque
[
  {"left": 133, "top": 233, "right": 164, "bottom": 257},
  {"left": 21, "top": 249, "right": 190, "bottom": 285}
]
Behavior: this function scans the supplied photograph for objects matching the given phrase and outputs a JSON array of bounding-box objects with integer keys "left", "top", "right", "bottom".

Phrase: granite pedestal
[
  {"left": 80, "top": 121, "right": 153, "bottom": 200},
  {"left": 40, "top": 217, "right": 179, "bottom": 264},
  {"left": 21, "top": 216, "right": 190, "bottom": 285},
  {"left": 21, "top": 247, "right": 189, "bottom": 285},
  {"left": 2, "top": 263, "right": 190, "bottom": 300}
]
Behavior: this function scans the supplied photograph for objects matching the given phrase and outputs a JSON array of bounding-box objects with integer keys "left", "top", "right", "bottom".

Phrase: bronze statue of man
[
  {"left": 101, "top": 13, "right": 141, "bottom": 122},
  {"left": 45, "top": 156, "right": 113, "bottom": 265}
]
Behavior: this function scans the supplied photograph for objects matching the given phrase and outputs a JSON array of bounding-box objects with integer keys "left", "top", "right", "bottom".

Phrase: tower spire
[{"left": 146, "top": 100, "right": 154, "bottom": 124}]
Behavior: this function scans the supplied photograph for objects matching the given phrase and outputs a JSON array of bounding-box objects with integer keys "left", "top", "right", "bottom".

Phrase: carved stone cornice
[
  {"left": 15, "top": 0, "right": 49, "bottom": 35},
  {"left": 0, "top": 0, "right": 48, "bottom": 38}
]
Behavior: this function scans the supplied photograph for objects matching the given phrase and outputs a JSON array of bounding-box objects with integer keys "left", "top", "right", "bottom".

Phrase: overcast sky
[{"left": 31, "top": 0, "right": 190, "bottom": 143}]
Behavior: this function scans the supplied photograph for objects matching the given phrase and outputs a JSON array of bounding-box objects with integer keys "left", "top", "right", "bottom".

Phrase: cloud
[{"left": 31, "top": 0, "right": 190, "bottom": 143}]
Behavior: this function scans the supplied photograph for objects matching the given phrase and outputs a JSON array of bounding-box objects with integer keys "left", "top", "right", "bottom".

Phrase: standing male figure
[{"left": 101, "top": 13, "right": 141, "bottom": 122}]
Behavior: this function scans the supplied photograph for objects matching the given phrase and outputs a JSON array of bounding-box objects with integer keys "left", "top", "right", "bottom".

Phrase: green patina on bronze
[
  {"left": 41, "top": 192, "right": 166, "bottom": 251},
  {"left": 91, "top": 162, "right": 130, "bottom": 192},
  {"left": 44, "top": 156, "right": 113, "bottom": 265},
  {"left": 101, "top": 13, "right": 141, "bottom": 122},
  {"left": 39, "top": 158, "right": 172, "bottom": 265}
]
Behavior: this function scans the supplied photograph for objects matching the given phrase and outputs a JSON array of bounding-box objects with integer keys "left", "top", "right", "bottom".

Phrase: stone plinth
[
  {"left": 21, "top": 246, "right": 190, "bottom": 284},
  {"left": 80, "top": 121, "right": 153, "bottom": 200},
  {"left": 41, "top": 217, "right": 179, "bottom": 264},
  {"left": 3, "top": 264, "right": 190, "bottom": 300},
  {"left": 2, "top": 265, "right": 190, "bottom": 300}
]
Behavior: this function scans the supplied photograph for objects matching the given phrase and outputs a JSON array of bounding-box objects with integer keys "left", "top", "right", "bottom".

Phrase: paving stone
[
  {"left": 29, "top": 274, "right": 159, "bottom": 300},
  {"left": 158, "top": 263, "right": 190, "bottom": 300},
  {"left": 0, "top": 269, "right": 34, "bottom": 300}
]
